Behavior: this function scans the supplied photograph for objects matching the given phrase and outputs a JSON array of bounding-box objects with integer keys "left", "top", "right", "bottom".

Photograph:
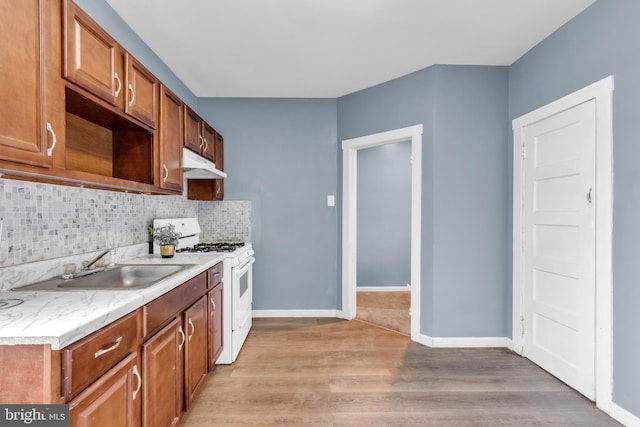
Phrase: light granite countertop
[{"left": 0, "top": 253, "right": 225, "bottom": 350}]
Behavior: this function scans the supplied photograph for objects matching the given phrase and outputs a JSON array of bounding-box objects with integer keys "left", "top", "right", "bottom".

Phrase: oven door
[{"left": 232, "top": 255, "right": 255, "bottom": 330}]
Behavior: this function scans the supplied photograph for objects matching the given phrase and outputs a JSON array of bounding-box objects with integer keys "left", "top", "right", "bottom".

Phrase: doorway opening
[
  {"left": 512, "top": 76, "right": 613, "bottom": 412},
  {"left": 341, "top": 124, "right": 423, "bottom": 342},
  {"left": 355, "top": 141, "right": 411, "bottom": 335}
]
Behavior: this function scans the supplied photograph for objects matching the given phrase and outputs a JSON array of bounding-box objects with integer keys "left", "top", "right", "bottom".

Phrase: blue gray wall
[
  {"left": 357, "top": 141, "right": 411, "bottom": 287},
  {"left": 197, "top": 99, "right": 339, "bottom": 310},
  {"left": 508, "top": 0, "right": 640, "bottom": 417},
  {"left": 338, "top": 65, "right": 509, "bottom": 337}
]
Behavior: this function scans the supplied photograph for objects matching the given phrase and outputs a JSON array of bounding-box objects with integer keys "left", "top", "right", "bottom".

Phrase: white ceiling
[{"left": 105, "top": 0, "right": 596, "bottom": 98}]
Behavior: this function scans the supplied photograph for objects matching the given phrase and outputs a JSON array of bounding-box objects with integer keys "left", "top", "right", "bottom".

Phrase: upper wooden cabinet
[
  {"left": 125, "top": 54, "right": 158, "bottom": 129},
  {"left": 214, "top": 132, "right": 224, "bottom": 200},
  {"left": 63, "top": 0, "right": 122, "bottom": 107},
  {"left": 158, "top": 85, "right": 183, "bottom": 193},
  {"left": 186, "top": 131, "right": 224, "bottom": 201},
  {"left": 184, "top": 106, "right": 215, "bottom": 162},
  {"left": 64, "top": 2, "right": 157, "bottom": 130},
  {"left": 2, "top": 0, "right": 225, "bottom": 195},
  {"left": 0, "top": 0, "right": 65, "bottom": 168}
]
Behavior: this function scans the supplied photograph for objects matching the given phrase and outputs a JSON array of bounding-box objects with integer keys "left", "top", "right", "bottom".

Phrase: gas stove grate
[{"left": 176, "top": 242, "right": 245, "bottom": 253}]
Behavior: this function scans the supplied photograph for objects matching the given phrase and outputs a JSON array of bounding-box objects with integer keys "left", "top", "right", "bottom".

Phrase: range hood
[{"left": 182, "top": 148, "right": 227, "bottom": 180}]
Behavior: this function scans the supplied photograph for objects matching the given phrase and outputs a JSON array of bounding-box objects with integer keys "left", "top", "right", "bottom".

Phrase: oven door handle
[{"left": 235, "top": 257, "right": 255, "bottom": 275}]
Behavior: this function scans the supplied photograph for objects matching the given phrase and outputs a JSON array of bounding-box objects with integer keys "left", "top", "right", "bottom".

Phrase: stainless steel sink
[{"left": 12, "top": 264, "right": 195, "bottom": 291}]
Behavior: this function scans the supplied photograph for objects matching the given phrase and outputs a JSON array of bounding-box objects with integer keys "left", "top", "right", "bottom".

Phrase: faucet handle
[{"left": 81, "top": 260, "right": 90, "bottom": 270}]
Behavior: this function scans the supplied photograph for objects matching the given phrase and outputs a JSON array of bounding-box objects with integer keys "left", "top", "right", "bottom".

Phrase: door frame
[
  {"left": 512, "top": 76, "right": 614, "bottom": 412},
  {"left": 341, "top": 124, "right": 423, "bottom": 341}
]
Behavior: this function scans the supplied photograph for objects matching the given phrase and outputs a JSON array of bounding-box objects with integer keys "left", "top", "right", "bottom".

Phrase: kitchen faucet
[
  {"left": 62, "top": 250, "right": 112, "bottom": 280},
  {"left": 82, "top": 250, "right": 112, "bottom": 271}
]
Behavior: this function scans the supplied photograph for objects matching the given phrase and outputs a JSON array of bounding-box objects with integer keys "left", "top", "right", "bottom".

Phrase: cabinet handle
[
  {"left": 188, "top": 318, "right": 195, "bottom": 341},
  {"left": 128, "top": 84, "right": 135, "bottom": 106},
  {"left": 114, "top": 72, "right": 122, "bottom": 97},
  {"left": 211, "top": 298, "right": 216, "bottom": 312},
  {"left": 132, "top": 364, "right": 142, "bottom": 401},
  {"left": 178, "top": 325, "right": 186, "bottom": 350},
  {"left": 162, "top": 164, "right": 169, "bottom": 183},
  {"left": 94, "top": 336, "right": 122, "bottom": 358},
  {"left": 203, "top": 137, "right": 208, "bottom": 152},
  {"left": 45, "top": 122, "right": 57, "bottom": 157},
  {"left": 216, "top": 182, "right": 221, "bottom": 194},
  {"left": 199, "top": 135, "right": 204, "bottom": 150}
]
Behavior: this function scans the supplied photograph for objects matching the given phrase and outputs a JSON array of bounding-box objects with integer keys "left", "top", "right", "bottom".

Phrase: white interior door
[{"left": 522, "top": 99, "right": 596, "bottom": 399}]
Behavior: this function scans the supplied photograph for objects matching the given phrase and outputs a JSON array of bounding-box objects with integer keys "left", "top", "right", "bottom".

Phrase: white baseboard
[
  {"left": 611, "top": 402, "right": 640, "bottom": 427},
  {"left": 357, "top": 285, "right": 411, "bottom": 292},
  {"left": 252, "top": 309, "right": 340, "bottom": 318},
  {"left": 416, "top": 333, "right": 510, "bottom": 348}
]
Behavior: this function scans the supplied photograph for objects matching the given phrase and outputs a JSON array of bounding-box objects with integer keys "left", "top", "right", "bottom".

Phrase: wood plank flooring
[
  {"left": 181, "top": 318, "right": 619, "bottom": 426},
  {"left": 356, "top": 291, "right": 410, "bottom": 335}
]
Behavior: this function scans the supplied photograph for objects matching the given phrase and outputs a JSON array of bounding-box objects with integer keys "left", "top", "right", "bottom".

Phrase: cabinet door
[
  {"left": 208, "top": 283, "right": 223, "bottom": 370},
  {"left": 201, "top": 122, "right": 215, "bottom": 162},
  {"left": 142, "top": 317, "right": 183, "bottom": 427},
  {"left": 69, "top": 352, "right": 141, "bottom": 427},
  {"left": 63, "top": 0, "right": 121, "bottom": 106},
  {"left": 0, "top": 0, "right": 63, "bottom": 168},
  {"left": 214, "top": 132, "right": 224, "bottom": 200},
  {"left": 158, "top": 85, "right": 183, "bottom": 192},
  {"left": 125, "top": 54, "right": 158, "bottom": 128},
  {"left": 184, "top": 297, "right": 208, "bottom": 409},
  {"left": 183, "top": 106, "right": 202, "bottom": 154}
]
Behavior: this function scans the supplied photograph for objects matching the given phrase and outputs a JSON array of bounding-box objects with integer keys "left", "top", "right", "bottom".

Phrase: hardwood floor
[
  {"left": 356, "top": 290, "right": 410, "bottom": 335},
  {"left": 181, "top": 318, "right": 619, "bottom": 426}
]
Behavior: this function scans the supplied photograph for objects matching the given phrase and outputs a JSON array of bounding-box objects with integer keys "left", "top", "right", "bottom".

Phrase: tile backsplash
[{"left": 0, "top": 178, "right": 250, "bottom": 268}]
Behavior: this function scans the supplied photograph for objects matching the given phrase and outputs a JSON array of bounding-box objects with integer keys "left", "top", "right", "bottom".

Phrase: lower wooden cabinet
[
  {"left": 208, "top": 282, "right": 224, "bottom": 370},
  {"left": 184, "top": 296, "right": 208, "bottom": 409},
  {"left": 142, "top": 317, "right": 184, "bottom": 427},
  {"left": 0, "top": 265, "right": 224, "bottom": 427},
  {"left": 69, "top": 352, "right": 141, "bottom": 427}
]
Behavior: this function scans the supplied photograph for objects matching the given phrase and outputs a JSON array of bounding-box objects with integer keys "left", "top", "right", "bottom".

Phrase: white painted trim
[
  {"left": 512, "top": 76, "right": 614, "bottom": 413},
  {"left": 357, "top": 285, "right": 411, "bottom": 292},
  {"left": 253, "top": 309, "right": 340, "bottom": 318},
  {"left": 610, "top": 402, "right": 640, "bottom": 427},
  {"left": 417, "top": 334, "right": 510, "bottom": 348},
  {"left": 342, "top": 124, "right": 423, "bottom": 343},
  {"left": 506, "top": 339, "right": 515, "bottom": 352}
]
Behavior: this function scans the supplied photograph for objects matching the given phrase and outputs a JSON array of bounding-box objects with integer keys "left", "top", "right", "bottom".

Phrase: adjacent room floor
[
  {"left": 356, "top": 290, "right": 410, "bottom": 336},
  {"left": 181, "top": 318, "right": 619, "bottom": 426}
]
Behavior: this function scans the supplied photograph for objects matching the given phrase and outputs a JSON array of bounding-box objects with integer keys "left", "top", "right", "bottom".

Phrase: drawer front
[
  {"left": 208, "top": 262, "right": 223, "bottom": 289},
  {"left": 143, "top": 272, "right": 207, "bottom": 338},
  {"left": 62, "top": 310, "right": 140, "bottom": 400}
]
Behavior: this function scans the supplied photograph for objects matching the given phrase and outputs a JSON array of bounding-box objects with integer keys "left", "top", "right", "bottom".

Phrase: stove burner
[
  {"left": 0, "top": 298, "right": 24, "bottom": 310},
  {"left": 177, "top": 242, "right": 245, "bottom": 253}
]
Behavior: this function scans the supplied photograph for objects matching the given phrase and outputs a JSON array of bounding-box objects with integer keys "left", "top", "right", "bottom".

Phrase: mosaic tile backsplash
[{"left": 0, "top": 178, "right": 251, "bottom": 268}]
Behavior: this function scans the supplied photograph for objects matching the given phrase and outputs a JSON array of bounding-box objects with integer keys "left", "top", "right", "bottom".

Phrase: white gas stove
[{"left": 152, "top": 218, "right": 254, "bottom": 364}]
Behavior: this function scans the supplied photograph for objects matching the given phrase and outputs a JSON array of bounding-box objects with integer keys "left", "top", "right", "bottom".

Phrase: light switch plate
[{"left": 327, "top": 195, "right": 335, "bottom": 207}]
